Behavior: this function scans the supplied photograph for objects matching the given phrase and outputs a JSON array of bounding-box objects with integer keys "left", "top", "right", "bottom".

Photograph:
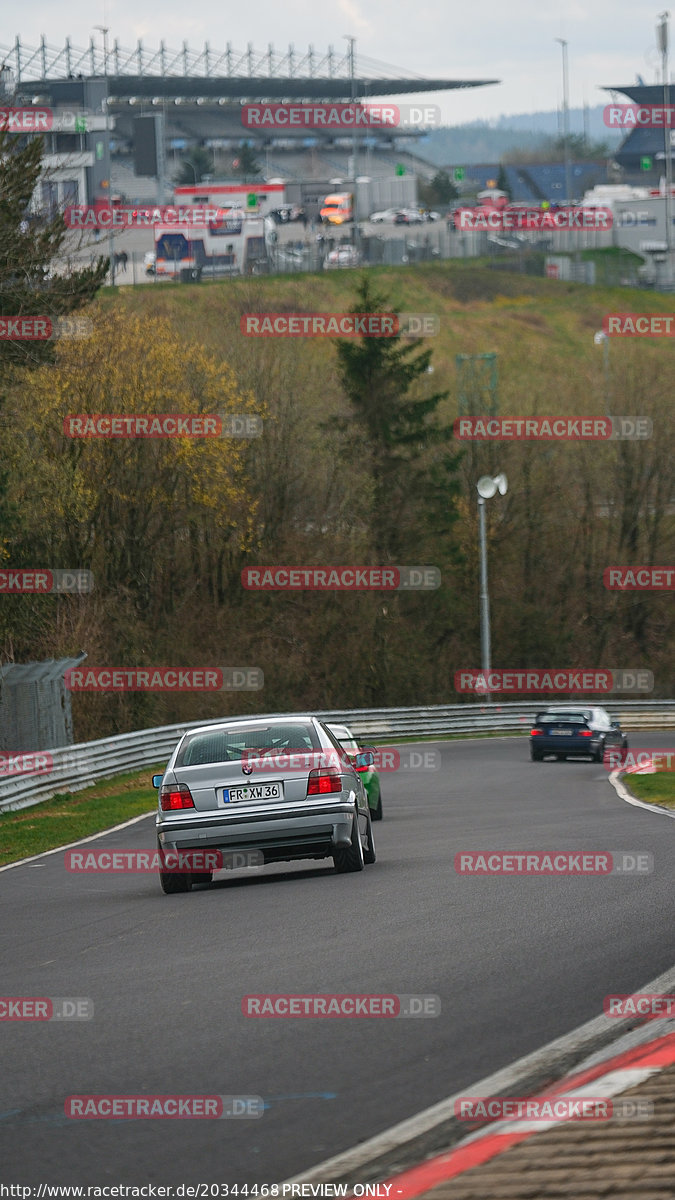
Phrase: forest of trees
[{"left": 1, "top": 131, "right": 673, "bottom": 741}]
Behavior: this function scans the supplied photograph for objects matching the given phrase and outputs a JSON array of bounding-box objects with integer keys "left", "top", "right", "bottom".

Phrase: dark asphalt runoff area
[{"left": 1, "top": 732, "right": 674, "bottom": 1185}]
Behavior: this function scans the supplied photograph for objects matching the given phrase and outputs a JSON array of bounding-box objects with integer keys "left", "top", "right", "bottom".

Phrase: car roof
[
  {"left": 542, "top": 705, "right": 594, "bottom": 712},
  {"left": 181, "top": 715, "right": 319, "bottom": 739}
]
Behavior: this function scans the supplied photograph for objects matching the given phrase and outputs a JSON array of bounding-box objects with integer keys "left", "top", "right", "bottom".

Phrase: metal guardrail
[{"left": 1, "top": 700, "right": 673, "bottom": 814}]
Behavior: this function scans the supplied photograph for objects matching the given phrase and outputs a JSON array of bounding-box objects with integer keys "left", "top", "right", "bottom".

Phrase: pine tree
[
  {"left": 0, "top": 129, "right": 108, "bottom": 369},
  {"left": 334, "top": 276, "right": 462, "bottom": 561}
]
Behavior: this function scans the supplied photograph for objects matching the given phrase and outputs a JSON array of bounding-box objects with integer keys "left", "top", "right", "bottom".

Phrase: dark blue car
[{"left": 530, "top": 706, "right": 628, "bottom": 763}]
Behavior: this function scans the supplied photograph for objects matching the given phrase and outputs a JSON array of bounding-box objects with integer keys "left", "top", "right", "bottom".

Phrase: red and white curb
[
  {"left": 382, "top": 1030, "right": 675, "bottom": 1198},
  {"left": 610, "top": 755, "right": 675, "bottom": 821}
]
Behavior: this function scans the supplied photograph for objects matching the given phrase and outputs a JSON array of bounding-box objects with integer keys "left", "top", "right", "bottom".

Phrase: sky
[{"left": 4, "top": 1, "right": 669, "bottom": 127}]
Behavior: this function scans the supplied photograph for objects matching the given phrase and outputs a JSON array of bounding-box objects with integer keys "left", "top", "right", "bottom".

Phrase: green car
[{"left": 328, "top": 723, "right": 383, "bottom": 820}]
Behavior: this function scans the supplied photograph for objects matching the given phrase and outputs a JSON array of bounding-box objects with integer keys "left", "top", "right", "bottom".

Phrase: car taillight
[
  {"left": 160, "top": 783, "right": 195, "bottom": 810},
  {"left": 579, "top": 730, "right": 593, "bottom": 737},
  {"left": 530, "top": 728, "right": 543, "bottom": 736},
  {"left": 307, "top": 767, "right": 342, "bottom": 795}
]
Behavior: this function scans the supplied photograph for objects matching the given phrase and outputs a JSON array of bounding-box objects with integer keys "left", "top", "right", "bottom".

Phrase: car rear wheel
[
  {"left": 530, "top": 749, "right": 543, "bottom": 761},
  {"left": 363, "top": 810, "right": 376, "bottom": 865},
  {"left": 191, "top": 872, "right": 213, "bottom": 886},
  {"left": 593, "top": 742, "right": 606, "bottom": 763},
  {"left": 158, "top": 843, "right": 193, "bottom": 893},
  {"left": 159, "top": 870, "right": 192, "bottom": 894},
  {"left": 333, "top": 807, "right": 365, "bottom": 873},
  {"left": 556, "top": 754, "right": 566, "bottom": 761},
  {"left": 371, "top": 792, "right": 383, "bottom": 821}
]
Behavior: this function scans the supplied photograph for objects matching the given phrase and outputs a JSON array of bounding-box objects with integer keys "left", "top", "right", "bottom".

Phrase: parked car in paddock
[
  {"left": 394, "top": 208, "right": 424, "bottom": 225},
  {"left": 153, "top": 715, "right": 376, "bottom": 893},
  {"left": 369, "top": 208, "right": 400, "bottom": 223},
  {"left": 530, "top": 706, "right": 628, "bottom": 763},
  {"left": 326, "top": 723, "right": 382, "bottom": 820},
  {"left": 323, "top": 245, "right": 361, "bottom": 269}
]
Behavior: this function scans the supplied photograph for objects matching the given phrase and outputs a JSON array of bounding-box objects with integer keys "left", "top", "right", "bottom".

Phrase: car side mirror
[
  {"left": 355, "top": 750, "right": 375, "bottom": 768},
  {"left": 152, "top": 774, "right": 163, "bottom": 788},
  {"left": 611, "top": 722, "right": 621, "bottom": 730}
]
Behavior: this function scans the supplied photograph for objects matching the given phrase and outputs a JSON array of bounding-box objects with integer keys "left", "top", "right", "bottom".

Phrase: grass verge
[
  {"left": 624, "top": 773, "right": 675, "bottom": 810},
  {"left": 0, "top": 766, "right": 163, "bottom": 867}
]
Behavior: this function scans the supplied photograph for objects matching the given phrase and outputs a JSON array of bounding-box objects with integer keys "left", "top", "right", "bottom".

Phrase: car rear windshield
[
  {"left": 175, "top": 723, "right": 320, "bottom": 767},
  {"left": 537, "top": 713, "right": 591, "bottom": 725}
]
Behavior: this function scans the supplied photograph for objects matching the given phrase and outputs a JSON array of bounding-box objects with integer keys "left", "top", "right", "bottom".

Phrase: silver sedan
[{"left": 153, "top": 715, "right": 376, "bottom": 893}]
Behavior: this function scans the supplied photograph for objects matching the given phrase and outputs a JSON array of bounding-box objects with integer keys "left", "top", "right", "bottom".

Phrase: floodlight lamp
[{"left": 476, "top": 476, "right": 497, "bottom": 499}]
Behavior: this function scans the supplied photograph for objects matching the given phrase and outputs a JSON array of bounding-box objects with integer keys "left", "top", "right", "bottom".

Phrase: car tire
[
  {"left": 159, "top": 869, "right": 192, "bottom": 894},
  {"left": 371, "top": 792, "right": 383, "bottom": 821},
  {"left": 556, "top": 754, "right": 566, "bottom": 761},
  {"left": 158, "top": 842, "right": 193, "bottom": 893},
  {"left": 363, "top": 810, "right": 376, "bottom": 865},
  {"left": 530, "top": 750, "right": 543, "bottom": 761},
  {"left": 593, "top": 742, "right": 606, "bottom": 763},
  {"left": 622, "top": 738, "right": 629, "bottom": 751},
  {"left": 191, "top": 872, "right": 213, "bottom": 886},
  {"left": 333, "top": 806, "right": 365, "bottom": 873}
]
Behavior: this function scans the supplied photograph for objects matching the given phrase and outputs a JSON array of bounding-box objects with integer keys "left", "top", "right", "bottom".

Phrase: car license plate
[
  {"left": 552, "top": 729, "right": 573, "bottom": 735},
  {"left": 223, "top": 782, "right": 283, "bottom": 804}
]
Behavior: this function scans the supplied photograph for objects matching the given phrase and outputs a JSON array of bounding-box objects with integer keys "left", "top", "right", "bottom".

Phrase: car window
[
  {"left": 322, "top": 725, "right": 357, "bottom": 768},
  {"left": 328, "top": 726, "right": 359, "bottom": 751},
  {"left": 538, "top": 713, "right": 589, "bottom": 725},
  {"left": 176, "top": 723, "right": 319, "bottom": 766}
]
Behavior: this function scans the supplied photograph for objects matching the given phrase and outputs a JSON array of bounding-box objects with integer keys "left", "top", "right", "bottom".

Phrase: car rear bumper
[
  {"left": 156, "top": 800, "right": 357, "bottom": 863},
  {"left": 531, "top": 736, "right": 602, "bottom": 755}
]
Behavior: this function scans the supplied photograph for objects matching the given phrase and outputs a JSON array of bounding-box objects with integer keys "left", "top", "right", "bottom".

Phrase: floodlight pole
[
  {"left": 95, "top": 25, "right": 115, "bottom": 286},
  {"left": 555, "top": 39, "right": 572, "bottom": 204},
  {"left": 477, "top": 496, "right": 492, "bottom": 704},
  {"left": 346, "top": 36, "right": 356, "bottom": 180},
  {"left": 658, "top": 13, "right": 673, "bottom": 275}
]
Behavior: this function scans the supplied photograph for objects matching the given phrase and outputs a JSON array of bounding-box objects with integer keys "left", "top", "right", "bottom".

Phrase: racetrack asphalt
[{"left": 1, "top": 732, "right": 674, "bottom": 1185}]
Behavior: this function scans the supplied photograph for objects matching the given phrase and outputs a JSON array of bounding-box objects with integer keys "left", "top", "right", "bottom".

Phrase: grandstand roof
[
  {"left": 602, "top": 84, "right": 673, "bottom": 171},
  {"left": 2, "top": 37, "right": 498, "bottom": 100}
]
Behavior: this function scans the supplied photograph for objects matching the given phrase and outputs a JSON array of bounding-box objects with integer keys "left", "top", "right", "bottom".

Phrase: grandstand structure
[
  {"left": 453, "top": 161, "right": 609, "bottom": 204},
  {"left": 603, "top": 84, "right": 673, "bottom": 181},
  {"left": 1, "top": 36, "right": 498, "bottom": 203}
]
